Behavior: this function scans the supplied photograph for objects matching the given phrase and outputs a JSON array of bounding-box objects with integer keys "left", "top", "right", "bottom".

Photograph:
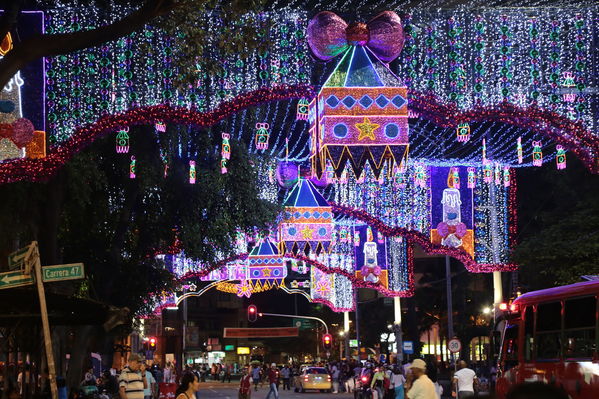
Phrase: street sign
[
  {"left": 42, "top": 263, "right": 85, "bottom": 283},
  {"left": 293, "top": 318, "right": 314, "bottom": 330},
  {"left": 402, "top": 341, "right": 414, "bottom": 354},
  {"left": 448, "top": 338, "right": 462, "bottom": 353},
  {"left": 349, "top": 339, "right": 358, "bottom": 348},
  {"left": 0, "top": 270, "right": 34, "bottom": 290},
  {"left": 7, "top": 245, "right": 32, "bottom": 270}
]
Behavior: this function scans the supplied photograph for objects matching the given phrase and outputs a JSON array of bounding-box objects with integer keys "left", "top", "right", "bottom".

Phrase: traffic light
[
  {"left": 248, "top": 305, "right": 257, "bottom": 322},
  {"left": 149, "top": 337, "right": 156, "bottom": 350},
  {"left": 323, "top": 333, "right": 332, "bottom": 350}
]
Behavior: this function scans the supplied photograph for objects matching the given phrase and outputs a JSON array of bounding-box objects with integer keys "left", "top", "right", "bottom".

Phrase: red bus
[{"left": 496, "top": 280, "right": 599, "bottom": 398}]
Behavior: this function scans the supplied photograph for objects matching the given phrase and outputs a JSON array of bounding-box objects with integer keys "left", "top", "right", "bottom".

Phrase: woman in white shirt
[{"left": 390, "top": 367, "right": 406, "bottom": 399}]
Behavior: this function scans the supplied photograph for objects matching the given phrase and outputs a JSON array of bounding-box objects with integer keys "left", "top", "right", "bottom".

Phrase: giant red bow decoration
[{"left": 307, "top": 11, "right": 404, "bottom": 63}]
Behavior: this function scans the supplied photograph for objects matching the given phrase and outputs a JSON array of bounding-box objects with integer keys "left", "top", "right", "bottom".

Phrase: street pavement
[{"left": 197, "top": 382, "right": 353, "bottom": 399}]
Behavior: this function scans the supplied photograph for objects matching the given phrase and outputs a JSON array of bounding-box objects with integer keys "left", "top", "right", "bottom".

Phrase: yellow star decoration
[
  {"left": 261, "top": 267, "right": 272, "bottom": 277},
  {"left": 300, "top": 225, "right": 314, "bottom": 239},
  {"left": 355, "top": 117, "right": 380, "bottom": 141}
]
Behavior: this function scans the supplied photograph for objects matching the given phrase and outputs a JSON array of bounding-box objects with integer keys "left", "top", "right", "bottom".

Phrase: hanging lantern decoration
[
  {"left": 483, "top": 161, "right": 492, "bottom": 183},
  {"left": 325, "top": 162, "right": 335, "bottom": 184},
  {"left": 517, "top": 136, "right": 523, "bottom": 164},
  {"left": 221, "top": 133, "right": 231, "bottom": 160},
  {"left": 276, "top": 161, "right": 299, "bottom": 188},
  {"left": 189, "top": 160, "right": 196, "bottom": 184},
  {"left": 451, "top": 167, "right": 460, "bottom": 189},
  {"left": 494, "top": 163, "right": 501, "bottom": 185},
  {"left": 296, "top": 98, "right": 309, "bottom": 120},
  {"left": 393, "top": 165, "right": 407, "bottom": 188},
  {"left": 129, "top": 156, "right": 136, "bottom": 179},
  {"left": 414, "top": 164, "right": 427, "bottom": 188},
  {"left": 482, "top": 138, "right": 487, "bottom": 162},
  {"left": 255, "top": 122, "right": 270, "bottom": 150},
  {"left": 221, "top": 158, "right": 228, "bottom": 174},
  {"left": 160, "top": 151, "right": 168, "bottom": 178},
  {"left": 532, "top": 141, "right": 543, "bottom": 166},
  {"left": 503, "top": 167, "right": 510, "bottom": 187},
  {"left": 155, "top": 121, "right": 166, "bottom": 132},
  {"left": 116, "top": 128, "right": 130, "bottom": 153},
  {"left": 556, "top": 145, "right": 566, "bottom": 170},
  {"left": 456, "top": 123, "right": 471, "bottom": 142},
  {"left": 467, "top": 167, "right": 476, "bottom": 189}
]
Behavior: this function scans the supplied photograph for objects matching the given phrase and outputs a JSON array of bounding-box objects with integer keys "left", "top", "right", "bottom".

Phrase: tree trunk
[
  {"left": 0, "top": 0, "right": 177, "bottom": 89},
  {"left": 65, "top": 325, "right": 96, "bottom": 393}
]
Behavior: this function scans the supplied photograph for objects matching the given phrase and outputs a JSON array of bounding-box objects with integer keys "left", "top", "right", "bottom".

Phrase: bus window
[
  {"left": 564, "top": 296, "right": 596, "bottom": 359},
  {"left": 536, "top": 302, "right": 562, "bottom": 361},
  {"left": 524, "top": 306, "right": 534, "bottom": 361},
  {"left": 503, "top": 324, "right": 519, "bottom": 370}
]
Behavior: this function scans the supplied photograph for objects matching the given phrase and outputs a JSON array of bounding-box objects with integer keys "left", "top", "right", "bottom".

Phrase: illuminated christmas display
[{"left": 1, "top": 5, "right": 597, "bottom": 313}]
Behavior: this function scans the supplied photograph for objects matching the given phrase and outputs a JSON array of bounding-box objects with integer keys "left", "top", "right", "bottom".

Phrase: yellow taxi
[{"left": 294, "top": 367, "right": 332, "bottom": 393}]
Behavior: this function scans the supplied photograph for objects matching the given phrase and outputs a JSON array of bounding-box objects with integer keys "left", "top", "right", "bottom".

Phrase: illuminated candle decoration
[
  {"left": 467, "top": 167, "right": 476, "bottom": 189},
  {"left": 532, "top": 141, "right": 543, "bottom": 166},
  {"left": 456, "top": 123, "right": 471, "bottom": 142},
  {"left": 451, "top": 167, "right": 460, "bottom": 189},
  {"left": 556, "top": 145, "right": 566, "bottom": 169},
  {"left": 115, "top": 128, "right": 130, "bottom": 153},
  {"left": 517, "top": 136, "right": 523, "bottom": 164},
  {"left": 483, "top": 161, "right": 492, "bottom": 183},
  {"left": 129, "top": 156, "right": 136, "bottom": 179},
  {"left": 189, "top": 160, "right": 196, "bottom": 184},
  {"left": 296, "top": 98, "right": 309, "bottom": 120},
  {"left": 414, "top": 164, "right": 427, "bottom": 188},
  {"left": 503, "top": 167, "right": 510, "bottom": 187},
  {"left": 221, "top": 133, "right": 231, "bottom": 159},
  {"left": 255, "top": 122, "right": 270, "bottom": 150},
  {"left": 155, "top": 121, "right": 166, "bottom": 132}
]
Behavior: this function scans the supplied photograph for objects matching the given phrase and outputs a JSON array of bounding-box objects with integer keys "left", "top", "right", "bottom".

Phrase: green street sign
[
  {"left": 293, "top": 318, "right": 314, "bottom": 330},
  {"left": 0, "top": 270, "right": 34, "bottom": 290},
  {"left": 349, "top": 339, "right": 358, "bottom": 348},
  {"left": 42, "top": 263, "right": 85, "bottom": 283},
  {"left": 8, "top": 245, "right": 31, "bottom": 270}
]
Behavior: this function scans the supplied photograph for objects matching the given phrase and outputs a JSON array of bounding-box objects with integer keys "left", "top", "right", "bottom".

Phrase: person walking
[
  {"left": 390, "top": 366, "right": 405, "bottom": 399},
  {"left": 175, "top": 373, "right": 200, "bottom": 399},
  {"left": 239, "top": 367, "right": 252, "bottom": 399},
  {"left": 252, "top": 365, "right": 261, "bottom": 392},
  {"left": 264, "top": 364, "right": 279, "bottom": 399},
  {"left": 331, "top": 363, "right": 340, "bottom": 394},
  {"left": 280, "top": 366, "right": 290, "bottom": 391},
  {"left": 118, "top": 354, "right": 148, "bottom": 399},
  {"left": 143, "top": 367, "right": 156, "bottom": 399},
  {"left": 452, "top": 361, "right": 478, "bottom": 399},
  {"left": 405, "top": 359, "right": 436, "bottom": 399}
]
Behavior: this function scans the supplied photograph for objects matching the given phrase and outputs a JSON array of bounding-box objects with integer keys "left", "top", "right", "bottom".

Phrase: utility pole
[
  {"left": 393, "top": 297, "right": 403, "bottom": 363},
  {"left": 344, "top": 312, "right": 350, "bottom": 360},
  {"left": 354, "top": 289, "right": 360, "bottom": 348},
  {"left": 445, "top": 255, "right": 455, "bottom": 364},
  {"left": 31, "top": 242, "right": 58, "bottom": 399}
]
